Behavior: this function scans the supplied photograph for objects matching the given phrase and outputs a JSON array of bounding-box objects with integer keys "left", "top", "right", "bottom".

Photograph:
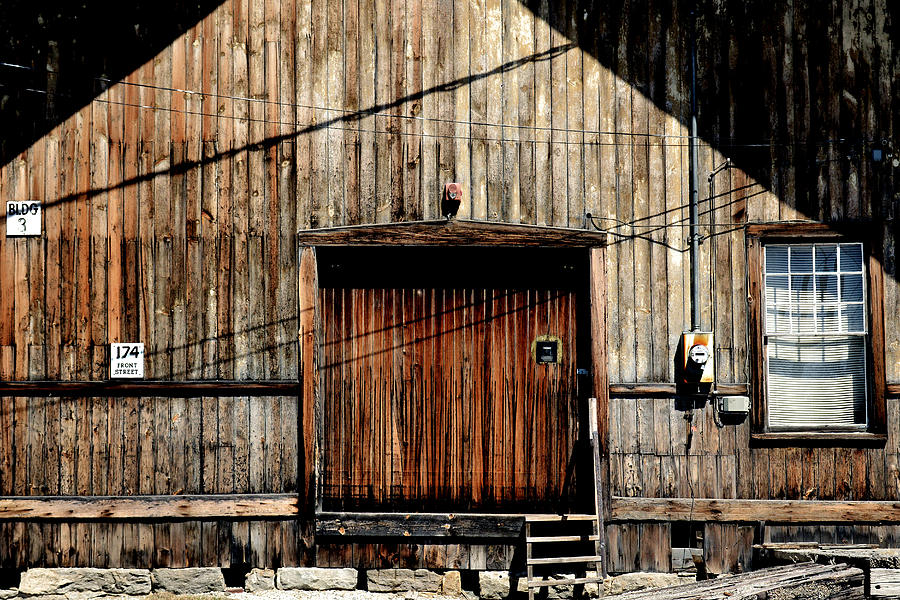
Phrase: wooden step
[
  {"left": 526, "top": 535, "right": 600, "bottom": 543},
  {"left": 525, "top": 514, "right": 597, "bottom": 522},
  {"left": 527, "top": 577, "right": 605, "bottom": 588},
  {"left": 527, "top": 554, "right": 604, "bottom": 566}
]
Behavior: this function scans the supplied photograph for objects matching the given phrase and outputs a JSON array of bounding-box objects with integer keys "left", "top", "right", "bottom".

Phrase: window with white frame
[{"left": 763, "top": 242, "right": 868, "bottom": 429}]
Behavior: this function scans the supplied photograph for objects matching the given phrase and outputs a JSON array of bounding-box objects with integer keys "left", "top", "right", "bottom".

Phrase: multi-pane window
[{"left": 763, "top": 243, "right": 867, "bottom": 429}]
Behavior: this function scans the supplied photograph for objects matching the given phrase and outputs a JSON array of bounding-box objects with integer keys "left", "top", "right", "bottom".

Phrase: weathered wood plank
[
  {"left": 610, "top": 562, "right": 862, "bottom": 600},
  {"left": 500, "top": 0, "right": 520, "bottom": 223},
  {"left": 609, "top": 383, "right": 749, "bottom": 397},
  {"left": 0, "top": 381, "right": 299, "bottom": 397},
  {"left": 0, "top": 494, "right": 298, "bottom": 520},
  {"left": 532, "top": 0, "right": 550, "bottom": 226},
  {"left": 317, "top": 512, "right": 526, "bottom": 538},
  {"left": 296, "top": 219, "right": 605, "bottom": 247},
  {"left": 870, "top": 568, "right": 900, "bottom": 598},
  {"left": 298, "top": 246, "right": 319, "bottom": 553},
  {"left": 590, "top": 247, "right": 609, "bottom": 465},
  {"left": 611, "top": 496, "right": 900, "bottom": 523}
]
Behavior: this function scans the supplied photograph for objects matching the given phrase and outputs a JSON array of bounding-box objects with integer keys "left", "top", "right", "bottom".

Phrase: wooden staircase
[{"left": 525, "top": 398, "right": 608, "bottom": 599}]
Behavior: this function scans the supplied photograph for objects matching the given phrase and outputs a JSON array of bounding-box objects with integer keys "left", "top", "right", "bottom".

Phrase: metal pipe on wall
[{"left": 688, "top": 8, "right": 701, "bottom": 332}]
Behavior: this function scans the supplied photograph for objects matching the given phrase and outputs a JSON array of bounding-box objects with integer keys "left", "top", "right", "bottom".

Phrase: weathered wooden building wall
[{"left": 0, "top": 0, "right": 897, "bottom": 572}]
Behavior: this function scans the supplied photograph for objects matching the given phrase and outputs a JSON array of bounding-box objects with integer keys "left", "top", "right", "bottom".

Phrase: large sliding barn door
[{"left": 318, "top": 247, "right": 584, "bottom": 512}]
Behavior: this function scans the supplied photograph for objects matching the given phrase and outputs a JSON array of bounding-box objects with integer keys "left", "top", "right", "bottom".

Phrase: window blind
[
  {"left": 767, "top": 336, "right": 867, "bottom": 427},
  {"left": 763, "top": 243, "right": 867, "bottom": 429}
]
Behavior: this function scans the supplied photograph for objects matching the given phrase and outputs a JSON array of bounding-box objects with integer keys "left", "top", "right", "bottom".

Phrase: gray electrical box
[{"left": 717, "top": 395, "right": 750, "bottom": 414}]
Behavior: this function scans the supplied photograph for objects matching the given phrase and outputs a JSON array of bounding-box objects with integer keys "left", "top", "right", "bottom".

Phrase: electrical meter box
[
  {"left": 679, "top": 331, "right": 714, "bottom": 383},
  {"left": 717, "top": 395, "right": 750, "bottom": 414}
]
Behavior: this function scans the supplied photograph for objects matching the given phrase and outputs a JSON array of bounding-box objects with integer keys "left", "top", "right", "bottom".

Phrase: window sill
[{"left": 750, "top": 431, "right": 887, "bottom": 447}]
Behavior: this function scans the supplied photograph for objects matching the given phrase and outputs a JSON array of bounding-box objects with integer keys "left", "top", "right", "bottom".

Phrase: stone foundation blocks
[
  {"left": 478, "top": 571, "right": 528, "bottom": 599},
  {"left": 367, "top": 568, "right": 443, "bottom": 593},
  {"left": 150, "top": 568, "right": 225, "bottom": 594},
  {"left": 18, "top": 568, "right": 151, "bottom": 598},
  {"left": 603, "top": 572, "right": 685, "bottom": 596},
  {"left": 441, "top": 570, "right": 463, "bottom": 597},
  {"left": 276, "top": 567, "right": 358, "bottom": 591},
  {"left": 479, "top": 571, "right": 608, "bottom": 599},
  {"left": 244, "top": 568, "right": 276, "bottom": 592}
]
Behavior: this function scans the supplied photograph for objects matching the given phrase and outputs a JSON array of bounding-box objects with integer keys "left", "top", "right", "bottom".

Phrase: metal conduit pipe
[{"left": 688, "top": 8, "right": 702, "bottom": 332}]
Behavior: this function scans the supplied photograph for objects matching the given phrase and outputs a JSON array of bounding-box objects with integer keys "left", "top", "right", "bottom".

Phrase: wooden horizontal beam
[
  {"left": 744, "top": 221, "right": 884, "bottom": 239},
  {"left": 745, "top": 221, "right": 846, "bottom": 238},
  {"left": 750, "top": 431, "right": 887, "bottom": 446},
  {"left": 0, "top": 380, "right": 300, "bottom": 397},
  {"left": 610, "top": 496, "right": 900, "bottom": 523},
  {"left": 609, "top": 383, "right": 749, "bottom": 398},
  {"left": 0, "top": 494, "right": 299, "bottom": 520},
  {"left": 316, "top": 512, "right": 526, "bottom": 538},
  {"left": 5, "top": 379, "right": 882, "bottom": 399},
  {"left": 610, "top": 382, "right": 899, "bottom": 399},
  {"left": 297, "top": 219, "right": 607, "bottom": 247}
]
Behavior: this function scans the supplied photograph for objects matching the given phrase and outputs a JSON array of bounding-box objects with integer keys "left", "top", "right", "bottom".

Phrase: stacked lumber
[{"left": 609, "top": 562, "right": 863, "bottom": 600}]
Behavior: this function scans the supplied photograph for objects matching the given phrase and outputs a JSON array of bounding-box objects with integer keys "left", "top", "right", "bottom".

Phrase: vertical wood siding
[
  {"left": 0, "top": 394, "right": 300, "bottom": 568},
  {"left": 0, "top": 519, "right": 302, "bottom": 569},
  {"left": 0, "top": 0, "right": 897, "bottom": 570},
  {"left": 0, "top": 396, "right": 298, "bottom": 497},
  {"left": 609, "top": 396, "right": 900, "bottom": 503},
  {"left": 0, "top": 0, "right": 895, "bottom": 382},
  {"left": 321, "top": 286, "right": 581, "bottom": 512}
]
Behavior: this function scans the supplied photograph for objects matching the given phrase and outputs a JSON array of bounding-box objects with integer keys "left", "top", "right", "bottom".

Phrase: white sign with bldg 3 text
[
  {"left": 6, "top": 201, "right": 41, "bottom": 236},
  {"left": 110, "top": 343, "right": 145, "bottom": 379}
]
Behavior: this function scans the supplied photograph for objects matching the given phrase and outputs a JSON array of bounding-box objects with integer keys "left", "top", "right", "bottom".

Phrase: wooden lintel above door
[{"left": 297, "top": 219, "right": 607, "bottom": 248}]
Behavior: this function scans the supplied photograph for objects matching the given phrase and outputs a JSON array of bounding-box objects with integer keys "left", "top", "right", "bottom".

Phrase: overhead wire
[
  {"left": 0, "top": 74, "right": 772, "bottom": 247},
  {"left": 95, "top": 94, "right": 704, "bottom": 148},
  {"left": 0, "top": 81, "right": 743, "bottom": 149},
  {"left": 96, "top": 76, "right": 698, "bottom": 142},
  {"left": 5, "top": 60, "right": 696, "bottom": 141},
  {"left": 0, "top": 64, "right": 873, "bottom": 245},
  {"left": 0, "top": 61, "right": 871, "bottom": 150},
  {"left": 0, "top": 81, "right": 697, "bottom": 147}
]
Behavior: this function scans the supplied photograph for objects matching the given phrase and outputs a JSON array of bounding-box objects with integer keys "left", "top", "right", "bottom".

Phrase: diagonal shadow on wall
[
  {"left": 0, "top": 0, "right": 224, "bottom": 163},
  {"left": 1, "top": 0, "right": 896, "bottom": 279},
  {"left": 520, "top": 0, "right": 898, "bottom": 234},
  {"left": 4, "top": 1, "right": 896, "bottom": 224}
]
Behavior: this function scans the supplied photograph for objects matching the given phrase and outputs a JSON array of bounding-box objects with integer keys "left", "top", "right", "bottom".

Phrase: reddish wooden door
[{"left": 318, "top": 247, "right": 585, "bottom": 512}]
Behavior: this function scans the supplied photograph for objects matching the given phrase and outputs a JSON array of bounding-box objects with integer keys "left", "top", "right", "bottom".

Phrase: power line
[
  {"left": 0, "top": 82, "right": 702, "bottom": 148},
  {"left": 0, "top": 62, "right": 866, "bottom": 150},
  {"left": 97, "top": 76, "right": 696, "bottom": 142},
  {"left": 93, "top": 94, "right": 698, "bottom": 147},
  {"left": 2, "top": 81, "right": 863, "bottom": 154},
  {"left": 6, "top": 60, "right": 694, "bottom": 141}
]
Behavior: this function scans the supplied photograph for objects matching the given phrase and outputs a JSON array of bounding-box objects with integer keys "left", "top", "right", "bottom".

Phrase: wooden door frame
[{"left": 298, "top": 220, "right": 607, "bottom": 538}]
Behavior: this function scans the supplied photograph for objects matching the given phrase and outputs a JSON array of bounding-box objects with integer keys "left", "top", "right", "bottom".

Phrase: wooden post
[
  {"left": 299, "top": 246, "right": 320, "bottom": 561},
  {"left": 588, "top": 248, "right": 608, "bottom": 481},
  {"left": 746, "top": 236, "right": 766, "bottom": 431},
  {"left": 588, "top": 246, "right": 609, "bottom": 577},
  {"left": 589, "top": 397, "right": 608, "bottom": 578},
  {"left": 868, "top": 248, "right": 886, "bottom": 434}
]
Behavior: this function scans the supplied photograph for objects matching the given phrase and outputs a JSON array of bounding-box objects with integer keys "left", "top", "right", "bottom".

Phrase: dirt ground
[{"left": 146, "top": 591, "right": 468, "bottom": 600}]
